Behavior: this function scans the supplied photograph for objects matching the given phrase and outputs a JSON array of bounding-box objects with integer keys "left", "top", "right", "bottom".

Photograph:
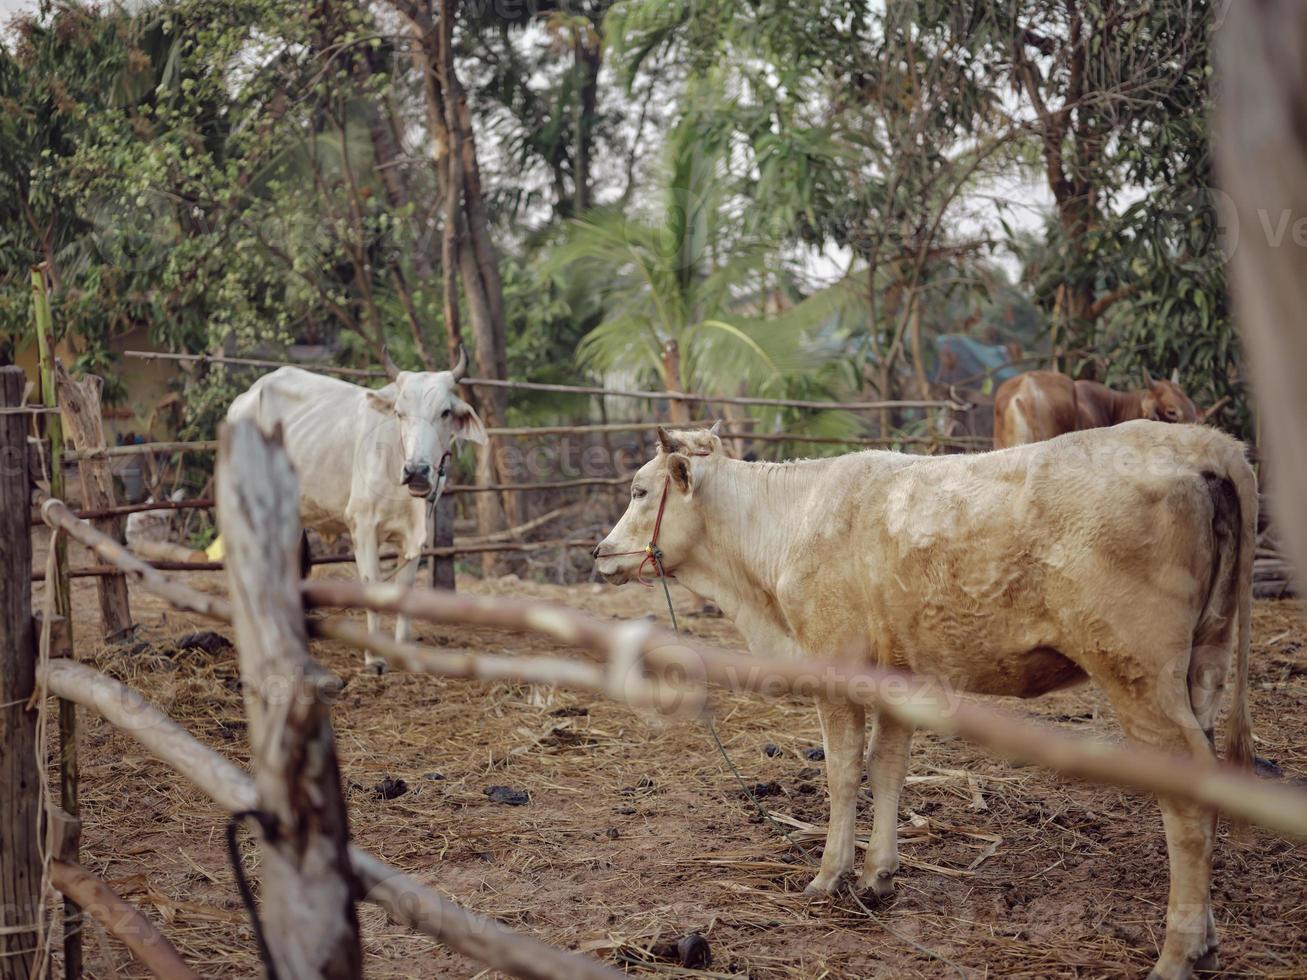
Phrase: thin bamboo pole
[
  {"left": 61, "top": 431, "right": 983, "bottom": 462},
  {"left": 120, "top": 350, "right": 963, "bottom": 412},
  {"left": 31, "top": 535, "right": 602, "bottom": 581},
  {"left": 33, "top": 265, "right": 81, "bottom": 980}
]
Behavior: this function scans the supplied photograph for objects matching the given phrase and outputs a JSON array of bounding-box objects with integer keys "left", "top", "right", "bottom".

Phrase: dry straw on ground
[{"left": 29, "top": 531, "right": 1307, "bottom": 978}]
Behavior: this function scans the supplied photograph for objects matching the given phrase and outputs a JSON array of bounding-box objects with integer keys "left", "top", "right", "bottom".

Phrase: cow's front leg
[
  {"left": 351, "top": 523, "right": 387, "bottom": 673},
  {"left": 857, "top": 713, "right": 913, "bottom": 898},
  {"left": 393, "top": 554, "right": 421, "bottom": 643},
  {"left": 804, "top": 696, "right": 866, "bottom": 895}
]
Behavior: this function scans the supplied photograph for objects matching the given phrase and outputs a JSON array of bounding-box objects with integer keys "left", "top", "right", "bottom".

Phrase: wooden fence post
[
  {"left": 215, "top": 420, "right": 362, "bottom": 980},
  {"left": 53, "top": 363, "right": 131, "bottom": 638},
  {"left": 32, "top": 265, "right": 80, "bottom": 980},
  {"left": 0, "top": 366, "right": 40, "bottom": 980},
  {"left": 1218, "top": 1, "right": 1307, "bottom": 586},
  {"left": 431, "top": 491, "right": 455, "bottom": 591}
]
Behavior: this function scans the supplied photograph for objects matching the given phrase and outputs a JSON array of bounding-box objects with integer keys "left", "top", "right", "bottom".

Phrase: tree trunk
[
  {"left": 661, "top": 340, "right": 691, "bottom": 424},
  {"left": 400, "top": 0, "right": 518, "bottom": 570},
  {"left": 215, "top": 421, "right": 362, "bottom": 980},
  {"left": 572, "top": 27, "right": 600, "bottom": 213},
  {"left": 437, "top": 0, "right": 519, "bottom": 559}
]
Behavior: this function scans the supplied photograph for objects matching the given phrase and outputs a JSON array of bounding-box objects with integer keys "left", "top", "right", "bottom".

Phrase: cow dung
[
  {"left": 802, "top": 746, "right": 825, "bottom": 762},
  {"left": 175, "top": 630, "right": 233, "bottom": 655},
  {"left": 650, "top": 932, "right": 712, "bottom": 969},
  {"left": 484, "top": 785, "right": 530, "bottom": 806},
  {"left": 1255, "top": 757, "right": 1284, "bottom": 779},
  {"left": 373, "top": 777, "right": 408, "bottom": 800}
]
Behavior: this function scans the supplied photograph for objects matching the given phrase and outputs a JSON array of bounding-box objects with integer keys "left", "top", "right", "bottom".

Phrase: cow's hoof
[
  {"left": 802, "top": 872, "right": 847, "bottom": 897},
  {"left": 364, "top": 659, "right": 389, "bottom": 676},
  {"left": 1194, "top": 947, "right": 1220, "bottom": 974},
  {"left": 856, "top": 870, "right": 896, "bottom": 900}
]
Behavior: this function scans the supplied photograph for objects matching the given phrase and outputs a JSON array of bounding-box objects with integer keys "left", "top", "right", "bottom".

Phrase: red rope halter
[{"left": 597, "top": 475, "right": 673, "bottom": 587}]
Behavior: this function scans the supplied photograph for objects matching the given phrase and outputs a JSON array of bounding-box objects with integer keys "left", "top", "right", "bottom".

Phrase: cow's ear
[
  {"left": 667, "top": 453, "right": 692, "bottom": 494},
  {"left": 451, "top": 397, "right": 487, "bottom": 445},
  {"left": 657, "top": 426, "right": 676, "bottom": 454},
  {"left": 367, "top": 390, "right": 397, "bottom": 415}
]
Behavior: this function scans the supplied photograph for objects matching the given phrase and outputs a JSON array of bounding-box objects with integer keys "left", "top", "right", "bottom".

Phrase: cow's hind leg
[
  {"left": 351, "top": 523, "right": 388, "bottom": 673},
  {"left": 1092, "top": 647, "right": 1218, "bottom": 980},
  {"left": 1184, "top": 620, "right": 1237, "bottom": 972},
  {"left": 857, "top": 714, "right": 913, "bottom": 898},
  {"left": 805, "top": 696, "right": 866, "bottom": 895}
]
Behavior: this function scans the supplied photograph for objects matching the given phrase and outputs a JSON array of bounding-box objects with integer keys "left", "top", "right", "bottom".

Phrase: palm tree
[{"left": 546, "top": 114, "right": 819, "bottom": 402}]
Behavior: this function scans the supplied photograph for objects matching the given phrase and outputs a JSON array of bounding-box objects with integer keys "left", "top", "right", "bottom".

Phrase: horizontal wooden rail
[
  {"left": 62, "top": 430, "right": 982, "bottom": 462},
  {"left": 32, "top": 534, "right": 599, "bottom": 581},
  {"left": 302, "top": 580, "right": 1307, "bottom": 841},
  {"left": 64, "top": 440, "right": 217, "bottom": 461},
  {"left": 38, "top": 496, "right": 1307, "bottom": 838},
  {"left": 37, "top": 659, "right": 621, "bottom": 980},
  {"left": 121, "top": 350, "right": 963, "bottom": 412},
  {"left": 29, "top": 478, "right": 631, "bottom": 524}
]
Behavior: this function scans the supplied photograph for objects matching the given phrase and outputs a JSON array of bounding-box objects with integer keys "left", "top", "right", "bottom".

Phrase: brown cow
[{"left": 994, "top": 368, "right": 1199, "bottom": 449}]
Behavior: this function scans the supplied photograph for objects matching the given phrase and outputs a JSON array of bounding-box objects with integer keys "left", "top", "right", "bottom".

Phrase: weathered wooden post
[
  {"left": 0, "top": 366, "right": 40, "bottom": 980},
  {"left": 215, "top": 420, "right": 362, "bottom": 980},
  {"left": 53, "top": 362, "right": 131, "bottom": 637},
  {"left": 430, "top": 491, "right": 455, "bottom": 591},
  {"left": 32, "top": 265, "right": 80, "bottom": 979},
  {"left": 1218, "top": 1, "right": 1307, "bottom": 586}
]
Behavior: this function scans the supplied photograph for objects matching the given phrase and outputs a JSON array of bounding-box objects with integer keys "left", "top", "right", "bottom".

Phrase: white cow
[
  {"left": 227, "top": 350, "right": 485, "bottom": 664},
  {"left": 595, "top": 421, "right": 1255, "bottom": 980}
]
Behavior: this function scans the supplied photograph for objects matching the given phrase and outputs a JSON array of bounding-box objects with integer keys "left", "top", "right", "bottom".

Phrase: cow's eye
[
  {"left": 632, "top": 486, "right": 647, "bottom": 499},
  {"left": 441, "top": 408, "right": 452, "bottom": 419}
]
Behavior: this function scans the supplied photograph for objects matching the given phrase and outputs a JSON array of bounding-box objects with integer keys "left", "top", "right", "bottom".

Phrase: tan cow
[
  {"left": 595, "top": 421, "right": 1254, "bottom": 980},
  {"left": 994, "top": 369, "right": 1199, "bottom": 449}
]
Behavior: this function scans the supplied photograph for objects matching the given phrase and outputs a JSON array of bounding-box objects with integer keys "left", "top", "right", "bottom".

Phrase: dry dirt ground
[{"left": 29, "top": 537, "right": 1307, "bottom": 979}]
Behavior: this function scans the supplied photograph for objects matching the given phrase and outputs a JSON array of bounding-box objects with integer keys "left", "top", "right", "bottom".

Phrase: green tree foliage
[{"left": 0, "top": 0, "right": 1246, "bottom": 444}]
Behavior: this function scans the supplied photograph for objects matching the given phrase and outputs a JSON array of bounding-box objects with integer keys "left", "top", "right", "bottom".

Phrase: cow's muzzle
[
  {"left": 592, "top": 541, "right": 631, "bottom": 585},
  {"left": 401, "top": 462, "right": 433, "bottom": 497}
]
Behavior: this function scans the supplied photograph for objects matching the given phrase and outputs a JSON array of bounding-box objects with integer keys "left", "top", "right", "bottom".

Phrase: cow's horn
[
  {"left": 1142, "top": 367, "right": 1155, "bottom": 388},
  {"left": 708, "top": 420, "right": 722, "bottom": 436},
  {"left": 1170, "top": 367, "right": 1180, "bottom": 385},
  {"left": 450, "top": 345, "right": 467, "bottom": 382},
  {"left": 382, "top": 346, "right": 401, "bottom": 381}
]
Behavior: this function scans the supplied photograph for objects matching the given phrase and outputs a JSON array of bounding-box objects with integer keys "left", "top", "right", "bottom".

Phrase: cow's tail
[{"left": 1221, "top": 442, "right": 1257, "bottom": 771}]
